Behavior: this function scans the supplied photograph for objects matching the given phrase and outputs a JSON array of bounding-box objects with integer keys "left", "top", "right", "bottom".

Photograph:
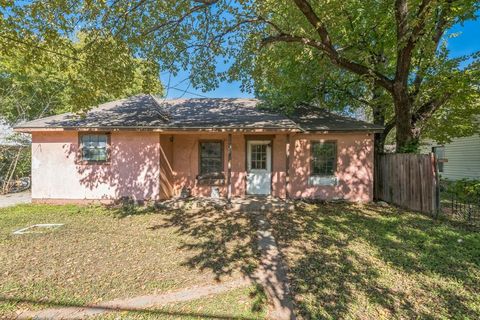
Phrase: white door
[{"left": 246, "top": 140, "right": 272, "bottom": 195}]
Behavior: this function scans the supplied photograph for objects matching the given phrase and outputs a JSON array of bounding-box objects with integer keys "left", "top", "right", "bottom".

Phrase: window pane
[
  {"left": 83, "top": 148, "right": 92, "bottom": 160},
  {"left": 81, "top": 134, "right": 108, "bottom": 162},
  {"left": 93, "top": 149, "right": 100, "bottom": 161},
  {"left": 311, "top": 141, "right": 336, "bottom": 176},
  {"left": 201, "top": 142, "right": 221, "bottom": 157},
  {"left": 97, "top": 140, "right": 107, "bottom": 148},
  {"left": 250, "top": 143, "right": 267, "bottom": 170},
  {"left": 200, "top": 142, "right": 222, "bottom": 174},
  {"left": 96, "top": 148, "right": 107, "bottom": 161},
  {"left": 98, "top": 135, "right": 107, "bottom": 144}
]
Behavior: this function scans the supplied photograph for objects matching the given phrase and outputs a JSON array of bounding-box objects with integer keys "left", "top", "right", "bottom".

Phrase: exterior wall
[
  {"left": 31, "top": 131, "right": 160, "bottom": 201},
  {"left": 166, "top": 133, "right": 287, "bottom": 198},
  {"left": 289, "top": 133, "right": 374, "bottom": 202},
  {"left": 30, "top": 130, "right": 374, "bottom": 202},
  {"left": 169, "top": 133, "right": 226, "bottom": 198},
  {"left": 421, "top": 135, "right": 480, "bottom": 180},
  {"left": 165, "top": 132, "right": 373, "bottom": 202}
]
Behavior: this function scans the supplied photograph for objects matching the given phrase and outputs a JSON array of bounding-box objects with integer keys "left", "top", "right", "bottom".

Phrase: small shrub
[
  {"left": 119, "top": 196, "right": 137, "bottom": 216},
  {"left": 443, "top": 179, "right": 480, "bottom": 200}
]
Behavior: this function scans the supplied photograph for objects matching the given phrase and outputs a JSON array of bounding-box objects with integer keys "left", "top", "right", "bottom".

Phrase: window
[
  {"left": 311, "top": 141, "right": 337, "bottom": 176},
  {"left": 250, "top": 144, "right": 267, "bottom": 170},
  {"left": 199, "top": 141, "right": 223, "bottom": 176},
  {"left": 432, "top": 146, "right": 445, "bottom": 173},
  {"left": 80, "top": 134, "right": 109, "bottom": 162}
]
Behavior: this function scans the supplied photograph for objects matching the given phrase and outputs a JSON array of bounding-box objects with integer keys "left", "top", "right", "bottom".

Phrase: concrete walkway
[
  {"left": 251, "top": 211, "right": 296, "bottom": 320},
  {"left": 16, "top": 279, "right": 250, "bottom": 320},
  {"left": 0, "top": 190, "right": 31, "bottom": 208}
]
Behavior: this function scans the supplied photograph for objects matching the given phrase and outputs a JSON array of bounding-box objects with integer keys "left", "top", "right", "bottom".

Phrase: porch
[{"left": 159, "top": 132, "right": 290, "bottom": 200}]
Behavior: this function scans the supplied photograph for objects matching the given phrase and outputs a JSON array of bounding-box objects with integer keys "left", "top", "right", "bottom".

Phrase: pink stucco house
[{"left": 15, "top": 95, "right": 382, "bottom": 203}]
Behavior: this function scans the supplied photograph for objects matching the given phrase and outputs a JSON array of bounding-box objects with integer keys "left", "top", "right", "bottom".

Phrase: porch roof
[{"left": 14, "top": 94, "right": 383, "bottom": 132}]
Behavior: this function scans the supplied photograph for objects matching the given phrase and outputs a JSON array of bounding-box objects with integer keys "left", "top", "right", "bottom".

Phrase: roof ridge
[{"left": 148, "top": 94, "right": 172, "bottom": 123}]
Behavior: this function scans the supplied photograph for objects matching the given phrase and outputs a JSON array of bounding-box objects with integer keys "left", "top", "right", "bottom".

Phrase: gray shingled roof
[
  {"left": 14, "top": 94, "right": 383, "bottom": 132},
  {"left": 14, "top": 95, "right": 170, "bottom": 129},
  {"left": 291, "top": 107, "right": 384, "bottom": 132}
]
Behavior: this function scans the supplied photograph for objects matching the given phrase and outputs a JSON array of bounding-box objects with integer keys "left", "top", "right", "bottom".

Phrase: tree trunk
[
  {"left": 371, "top": 91, "right": 386, "bottom": 155},
  {"left": 393, "top": 82, "right": 414, "bottom": 152},
  {"left": 374, "top": 131, "right": 386, "bottom": 155}
]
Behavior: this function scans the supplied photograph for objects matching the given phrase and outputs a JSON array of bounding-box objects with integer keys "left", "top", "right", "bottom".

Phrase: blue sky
[{"left": 161, "top": 16, "right": 480, "bottom": 99}]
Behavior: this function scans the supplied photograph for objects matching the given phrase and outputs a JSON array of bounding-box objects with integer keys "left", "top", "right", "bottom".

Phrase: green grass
[
  {"left": 7, "top": 200, "right": 476, "bottom": 319},
  {"left": 269, "top": 202, "right": 480, "bottom": 320},
  {"left": 0, "top": 203, "right": 260, "bottom": 319}
]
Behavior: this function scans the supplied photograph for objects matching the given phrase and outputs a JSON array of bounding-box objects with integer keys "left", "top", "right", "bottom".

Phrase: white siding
[{"left": 421, "top": 134, "right": 480, "bottom": 180}]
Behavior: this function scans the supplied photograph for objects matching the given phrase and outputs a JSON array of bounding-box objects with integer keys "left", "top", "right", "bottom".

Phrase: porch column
[
  {"left": 286, "top": 134, "right": 290, "bottom": 199},
  {"left": 227, "top": 133, "right": 232, "bottom": 201}
]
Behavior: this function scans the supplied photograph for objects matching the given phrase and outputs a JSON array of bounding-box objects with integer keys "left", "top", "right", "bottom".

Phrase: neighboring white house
[{"left": 421, "top": 134, "right": 480, "bottom": 180}]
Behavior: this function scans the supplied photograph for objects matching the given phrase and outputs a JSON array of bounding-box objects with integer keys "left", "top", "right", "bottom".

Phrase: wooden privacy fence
[{"left": 375, "top": 153, "right": 439, "bottom": 214}]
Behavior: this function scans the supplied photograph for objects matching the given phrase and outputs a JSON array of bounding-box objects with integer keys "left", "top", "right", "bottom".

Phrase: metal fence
[{"left": 439, "top": 181, "right": 480, "bottom": 226}]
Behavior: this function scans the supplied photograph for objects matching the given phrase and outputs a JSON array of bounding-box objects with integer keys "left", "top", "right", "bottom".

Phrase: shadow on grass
[
  {"left": 0, "top": 296, "right": 259, "bottom": 320},
  {"left": 1, "top": 198, "right": 269, "bottom": 318},
  {"left": 158, "top": 204, "right": 260, "bottom": 281},
  {"left": 270, "top": 202, "right": 480, "bottom": 319}
]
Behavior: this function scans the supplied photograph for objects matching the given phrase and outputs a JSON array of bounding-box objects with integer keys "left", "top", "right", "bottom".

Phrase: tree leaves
[
  {"left": 0, "top": 29, "right": 163, "bottom": 123},
  {"left": 0, "top": 0, "right": 478, "bottom": 146}
]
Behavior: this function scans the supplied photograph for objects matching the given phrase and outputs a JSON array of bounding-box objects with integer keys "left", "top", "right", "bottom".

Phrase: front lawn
[
  {"left": 0, "top": 203, "right": 262, "bottom": 319},
  {"left": 270, "top": 202, "right": 480, "bottom": 319}
]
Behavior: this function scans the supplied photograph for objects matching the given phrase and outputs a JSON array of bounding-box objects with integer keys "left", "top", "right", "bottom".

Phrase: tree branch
[
  {"left": 412, "top": 93, "right": 451, "bottom": 124},
  {"left": 112, "top": 0, "right": 149, "bottom": 38},
  {"left": 291, "top": 0, "right": 335, "bottom": 54},
  {"left": 410, "top": 0, "right": 434, "bottom": 42},
  {"left": 140, "top": 1, "right": 219, "bottom": 37},
  {"left": 263, "top": 32, "right": 394, "bottom": 91},
  {"left": 395, "top": 0, "right": 433, "bottom": 84},
  {"left": 384, "top": 92, "right": 451, "bottom": 137},
  {"left": 411, "top": 0, "right": 452, "bottom": 98},
  {"left": 384, "top": 118, "right": 396, "bottom": 136},
  {"left": 266, "top": 0, "right": 395, "bottom": 92},
  {"left": 325, "top": 75, "right": 373, "bottom": 106}
]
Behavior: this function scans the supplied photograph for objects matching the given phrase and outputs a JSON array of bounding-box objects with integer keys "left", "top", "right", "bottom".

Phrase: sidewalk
[{"left": 0, "top": 190, "right": 31, "bottom": 208}]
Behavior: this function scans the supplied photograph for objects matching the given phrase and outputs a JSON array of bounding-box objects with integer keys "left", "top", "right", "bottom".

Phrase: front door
[{"left": 246, "top": 140, "right": 272, "bottom": 195}]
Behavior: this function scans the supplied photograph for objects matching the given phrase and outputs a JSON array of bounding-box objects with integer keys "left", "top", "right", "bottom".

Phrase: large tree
[
  {"left": 0, "top": 20, "right": 163, "bottom": 122},
  {"left": 1, "top": 0, "right": 478, "bottom": 150},
  {"left": 253, "top": 37, "right": 479, "bottom": 152}
]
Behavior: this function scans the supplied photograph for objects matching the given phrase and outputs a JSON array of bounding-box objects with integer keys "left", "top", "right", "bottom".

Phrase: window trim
[
  {"left": 198, "top": 139, "right": 225, "bottom": 178},
  {"left": 310, "top": 140, "right": 337, "bottom": 177},
  {"left": 77, "top": 132, "right": 111, "bottom": 164}
]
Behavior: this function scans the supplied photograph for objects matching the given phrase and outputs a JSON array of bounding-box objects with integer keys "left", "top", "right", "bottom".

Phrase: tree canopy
[
  {"left": 1, "top": 0, "right": 478, "bottom": 150},
  {"left": 253, "top": 32, "right": 479, "bottom": 148},
  {"left": 0, "top": 14, "right": 163, "bottom": 124}
]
